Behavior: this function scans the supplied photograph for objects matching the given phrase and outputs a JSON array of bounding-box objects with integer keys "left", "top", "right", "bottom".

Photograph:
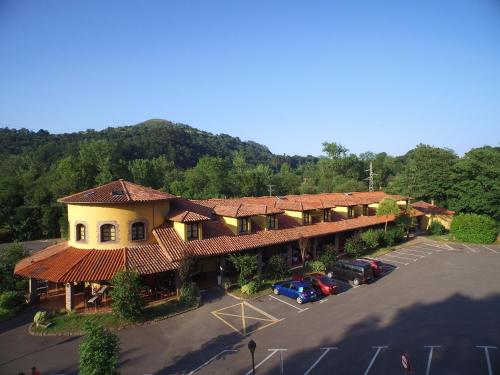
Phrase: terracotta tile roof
[
  {"left": 154, "top": 214, "right": 395, "bottom": 261},
  {"left": 58, "top": 180, "right": 176, "bottom": 204},
  {"left": 167, "top": 210, "right": 211, "bottom": 223},
  {"left": 126, "top": 244, "right": 178, "bottom": 274},
  {"left": 14, "top": 243, "right": 176, "bottom": 282},
  {"left": 411, "top": 201, "right": 455, "bottom": 215}
]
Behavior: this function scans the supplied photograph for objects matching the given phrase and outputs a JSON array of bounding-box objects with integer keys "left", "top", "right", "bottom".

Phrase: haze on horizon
[{"left": 1, "top": 0, "right": 499, "bottom": 157}]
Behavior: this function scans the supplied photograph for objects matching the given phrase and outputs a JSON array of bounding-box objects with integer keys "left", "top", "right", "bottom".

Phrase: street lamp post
[{"left": 248, "top": 339, "right": 256, "bottom": 375}]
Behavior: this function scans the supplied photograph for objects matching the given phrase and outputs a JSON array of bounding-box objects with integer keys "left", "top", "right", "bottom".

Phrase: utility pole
[
  {"left": 365, "top": 162, "right": 377, "bottom": 192},
  {"left": 267, "top": 184, "right": 275, "bottom": 197}
]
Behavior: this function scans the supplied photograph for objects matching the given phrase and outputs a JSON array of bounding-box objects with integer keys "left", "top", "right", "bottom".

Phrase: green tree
[
  {"left": 448, "top": 146, "right": 500, "bottom": 220},
  {"left": 0, "top": 244, "right": 28, "bottom": 292},
  {"left": 180, "top": 156, "right": 231, "bottom": 199},
  {"left": 79, "top": 320, "right": 120, "bottom": 375},
  {"left": 388, "top": 144, "right": 458, "bottom": 203},
  {"left": 228, "top": 254, "right": 258, "bottom": 286},
  {"left": 376, "top": 198, "right": 400, "bottom": 231},
  {"left": 111, "top": 270, "right": 144, "bottom": 321}
]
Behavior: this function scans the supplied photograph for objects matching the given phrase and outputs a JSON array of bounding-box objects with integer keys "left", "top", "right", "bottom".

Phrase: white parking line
[
  {"left": 188, "top": 349, "right": 238, "bottom": 374},
  {"left": 380, "top": 258, "right": 408, "bottom": 266},
  {"left": 482, "top": 245, "right": 499, "bottom": 254},
  {"left": 476, "top": 346, "right": 497, "bottom": 375},
  {"left": 319, "top": 298, "right": 329, "bottom": 304},
  {"left": 463, "top": 244, "right": 478, "bottom": 253},
  {"left": 268, "top": 295, "right": 309, "bottom": 313},
  {"left": 303, "top": 347, "right": 337, "bottom": 375},
  {"left": 424, "top": 345, "right": 441, "bottom": 375},
  {"left": 383, "top": 253, "right": 418, "bottom": 262},
  {"left": 245, "top": 349, "right": 287, "bottom": 375},
  {"left": 395, "top": 251, "right": 424, "bottom": 258},
  {"left": 364, "top": 346, "right": 388, "bottom": 375},
  {"left": 404, "top": 248, "right": 433, "bottom": 255},
  {"left": 416, "top": 244, "right": 443, "bottom": 252}
]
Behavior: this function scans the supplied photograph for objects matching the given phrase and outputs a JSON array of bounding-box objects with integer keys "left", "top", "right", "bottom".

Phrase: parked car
[
  {"left": 271, "top": 280, "right": 318, "bottom": 304},
  {"left": 293, "top": 273, "right": 337, "bottom": 296},
  {"left": 329, "top": 259, "right": 374, "bottom": 286},
  {"left": 357, "top": 257, "right": 384, "bottom": 277}
]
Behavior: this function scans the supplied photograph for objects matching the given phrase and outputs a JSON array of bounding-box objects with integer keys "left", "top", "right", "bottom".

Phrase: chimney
[{"left": 431, "top": 198, "right": 435, "bottom": 206}]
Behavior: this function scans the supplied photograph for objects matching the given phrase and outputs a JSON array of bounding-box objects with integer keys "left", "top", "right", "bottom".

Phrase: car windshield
[
  {"left": 320, "top": 276, "right": 333, "bottom": 284},
  {"left": 303, "top": 286, "right": 313, "bottom": 292}
]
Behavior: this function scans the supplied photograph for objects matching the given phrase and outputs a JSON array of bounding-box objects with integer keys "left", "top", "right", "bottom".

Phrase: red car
[
  {"left": 358, "top": 257, "right": 384, "bottom": 276},
  {"left": 293, "top": 273, "right": 337, "bottom": 295}
]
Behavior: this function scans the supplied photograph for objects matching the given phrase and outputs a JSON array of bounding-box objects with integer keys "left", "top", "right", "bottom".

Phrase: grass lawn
[{"left": 31, "top": 297, "right": 198, "bottom": 335}]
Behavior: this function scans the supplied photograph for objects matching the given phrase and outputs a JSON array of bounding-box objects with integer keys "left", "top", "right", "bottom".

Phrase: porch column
[
  {"left": 287, "top": 243, "right": 293, "bottom": 268},
  {"left": 312, "top": 238, "right": 318, "bottom": 259},
  {"left": 334, "top": 234, "right": 340, "bottom": 252},
  {"left": 175, "top": 271, "right": 182, "bottom": 296},
  {"left": 65, "top": 283, "right": 75, "bottom": 311},
  {"left": 256, "top": 252, "right": 263, "bottom": 274},
  {"left": 28, "top": 278, "right": 39, "bottom": 304}
]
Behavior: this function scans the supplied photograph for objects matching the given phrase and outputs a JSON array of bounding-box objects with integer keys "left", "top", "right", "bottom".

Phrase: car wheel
[
  {"left": 296, "top": 297, "right": 303, "bottom": 304},
  {"left": 353, "top": 278, "right": 360, "bottom": 286},
  {"left": 273, "top": 288, "right": 280, "bottom": 295}
]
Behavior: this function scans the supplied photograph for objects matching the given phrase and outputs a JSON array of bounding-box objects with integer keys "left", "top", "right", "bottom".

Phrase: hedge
[{"left": 450, "top": 214, "right": 497, "bottom": 244}]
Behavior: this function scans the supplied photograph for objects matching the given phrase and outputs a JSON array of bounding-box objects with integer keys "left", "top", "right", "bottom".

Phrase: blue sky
[{"left": 1, "top": 0, "right": 499, "bottom": 156}]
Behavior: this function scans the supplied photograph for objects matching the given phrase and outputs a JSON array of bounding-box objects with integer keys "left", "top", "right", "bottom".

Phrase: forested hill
[
  {"left": 0, "top": 118, "right": 498, "bottom": 242},
  {"left": 0, "top": 119, "right": 284, "bottom": 168}
]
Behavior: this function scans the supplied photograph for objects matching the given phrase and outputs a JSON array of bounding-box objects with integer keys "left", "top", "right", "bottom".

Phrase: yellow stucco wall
[
  {"left": 419, "top": 214, "right": 454, "bottom": 230},
  {"left": 173, "top": 221, "right": 203, "bottom": 241},
  {"left": 333, "top": 206, "right": 349, "bottom": 218},
  {"left": 67, "top": 201, "right": 170, "bottom": 249},
  {"left": 252, "top": 215, "right": 279, "bottom": 230},
  {"left": 284, "top": 210, "right": 304, "bottom": 224},
  {"left": 221, "top": 216, "right": 252, "bottom": 235}
]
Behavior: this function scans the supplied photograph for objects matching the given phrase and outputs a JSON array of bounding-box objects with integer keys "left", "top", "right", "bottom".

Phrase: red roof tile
[
  {"left": 58, "top": 180, "right": 176, "bottom": 204},
  {"left": 14, "top": 243, "right": 176, "bottom": 282},
  {"left": 167, "top": 210, "right": 211, "bottom": 223},
  {"left": 153, "top": 214, "right": 395, "bottom": 261},
  {"left": 411, "top": 201, "right": 455, "bottom": 215}
]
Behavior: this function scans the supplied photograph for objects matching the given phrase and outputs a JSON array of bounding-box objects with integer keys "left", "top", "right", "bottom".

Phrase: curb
[{"left": 28, "top": 298, "right": 201, "bottom": 337}]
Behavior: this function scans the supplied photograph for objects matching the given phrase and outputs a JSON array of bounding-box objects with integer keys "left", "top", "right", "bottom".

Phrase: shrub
[
  {"left": 305, "top": 260, "right": 326, "bottom": 273},
  {"left": 221, "top": 277, "right": 232, "bottom": 291},
  {"left": 450, "top": 214, "right": 497, "bottom": 244},
  {"left": 240, "top": 279, "right": 262, "bottom": 295},
  {"left": 381, "top": 226, "right": 405, "bottom": 246},
  {"left": 361, "top": 229, "right": 383, "bottom": 249},
  {"left": 33, "top": 311, "right": 47, "bottom": 327},
  {"left": 180, "top": 281, "right": 200, "bottom": 304},
  {"left": 228, "top": 254, "right": 259, "bottom": 286},
  {"left": 429, "top": 221, "right": 446, "bottom": 235},
  {"left": 267, "top": 255, "right": 289, "bottom": 280},
  {"left": 111, "top": 270, "right": 144, "bottom": 321},
  {"left": 79, "top": 320, "right": 120, "bottom": 375},
  {"left": 0, "top": 291, "right": 24, "bottom": 310},
  {"left": 319, "top": 245, "right": 337, "bottom": 269},
  {"left": 344, "top": 236, "right": 364, "bottom": 258}
]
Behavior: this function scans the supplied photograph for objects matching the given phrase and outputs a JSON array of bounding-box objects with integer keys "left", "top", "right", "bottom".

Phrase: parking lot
[
  {"left": 0, "top": 238, "right": 499, "bottom": 374},
  {"left": 181, "top": 238, "right": 500, "bottom": 375}
]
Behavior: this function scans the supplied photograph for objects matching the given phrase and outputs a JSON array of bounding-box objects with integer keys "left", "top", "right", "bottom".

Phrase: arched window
[
  {"left": 131, "top": 222, "right": 145, "bottom": 241},
  {"left": 76, "top": 223, "right": 86, "bottom": 241},
  {"left": 100, "top": 224, "right": 116, "bottom": 242}
]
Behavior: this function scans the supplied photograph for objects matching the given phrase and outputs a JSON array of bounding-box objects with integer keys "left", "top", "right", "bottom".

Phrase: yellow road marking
[
  {"left": 241, "top": 302, "right": 246, "bottom": 335},
  {"left": 211, "top": 311, "right": 242, "bottom": 335},
  {"left": 211, "top": 302, "right": 282, "bottom": 336},
  {"left": 216, "top": 312, "right": 276, "bottom": 322}
]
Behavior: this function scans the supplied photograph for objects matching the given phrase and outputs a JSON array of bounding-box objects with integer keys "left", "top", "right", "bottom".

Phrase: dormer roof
[{"left": 57, "top": 180, "right": 176, "bottom": 204}]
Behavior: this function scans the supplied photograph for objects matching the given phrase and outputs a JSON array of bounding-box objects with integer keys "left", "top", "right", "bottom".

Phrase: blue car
[{"left": 271, "top": 280, "right": 317, "bottom": 304}]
